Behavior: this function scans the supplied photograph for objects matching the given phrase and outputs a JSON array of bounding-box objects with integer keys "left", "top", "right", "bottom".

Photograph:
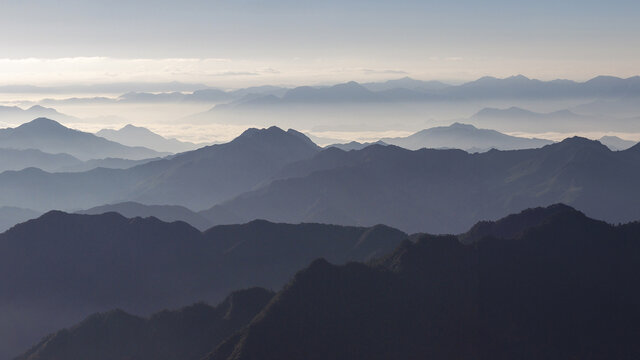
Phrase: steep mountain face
[
  {"left": 0, "top": 126, "right": 321, "bottom": 211},
  {"left": 15, "top": 288, "right": 274, "bottom": 360},
  {"left": 381, "top": 122, "right": 553, "bottom": 151},
  {"left": 0, "top": 118, "right": 166, "bottom": 161},
  {"left": 204, "top": 137, "right": 640, "bottom": 233},
  {"left": 210, "top": 206, "right": 640, "bottom": 360},
  {"left": 0, "top": 212, "right": 406, "bottom": 360},
  {"left": 96, "top": 124, "right": 203, "bottom": 153},
  {"left": 77, "top": 202, "right": 213, "bottom": 231}
]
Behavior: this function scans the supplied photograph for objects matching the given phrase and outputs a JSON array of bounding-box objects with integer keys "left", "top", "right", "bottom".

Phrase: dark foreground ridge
[
  {"left": 14, "top": 205, "right": 640, "bottom": 360},
  {"left": 0, "top": 212, "right": 405, "bottom": 360},
  {"left": 209, "top": 205, "right": 640, "bottom": 360}
]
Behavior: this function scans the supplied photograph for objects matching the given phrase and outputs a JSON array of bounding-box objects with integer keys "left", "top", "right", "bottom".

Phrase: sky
[{"left": 0, "top": 0, "right": 639, "bottom": 87}]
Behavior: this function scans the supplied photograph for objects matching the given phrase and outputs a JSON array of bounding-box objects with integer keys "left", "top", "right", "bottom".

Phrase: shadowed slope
[{"left": 210, "top": 205, "right": 640, "bottom": 360}]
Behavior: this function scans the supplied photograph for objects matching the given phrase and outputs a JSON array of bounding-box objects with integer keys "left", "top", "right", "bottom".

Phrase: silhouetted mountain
[
  {"left": 78, "top": 202, "right": 213, "bottom": 231},
  {"left": 97, "top": 124, "right": 205, "bottom": 153},
  {"left": 382, "top": 122, "right": 553, "bottom": 151},
  {"left": 0, "top": 118, "right": 167, "bottom": 161},
  {"left": 0, "top": 212, "right": 405, "bottom": 359},
  {"left": 0, "top": 126, "right": 320, "bottom": 211},
  {"left": 204, "top": 137, "right": 640, "bottom": 233},
  {"left": 210, "top": 205, "right": 640, "bottom": 360},
  {"left": 599, "top": 135, "right": 638, "bottom": 151},
  {"left": 16, "top": 288, "right": 274, "bottom": 360},
  {"left": 0, "top": 206, "right": 41, "bottom": 233}
]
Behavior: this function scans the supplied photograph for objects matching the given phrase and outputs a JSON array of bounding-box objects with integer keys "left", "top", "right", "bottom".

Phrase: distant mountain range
[
  {"left": 0, "top": 118, "right": 167, "bottom": 161},
  {"left": 211, "top": 75, "right": 640, "bottom": 109},
  {"left": 1, "top": 122, "right": 638, "bottom": 231},
  {"left": 381, "top": 122, "right": 553, "bottom": 151},
  {"left": 203, "top": 137, "right": 640, "bottom": 233},
  {"left": 468, "top": 106, "right": 640, "bottom": 133},
  {"left": 0, "top": 211, "right": 406, "bottom": 359},
  {"left": 15, "top": 205, "right": 640, "bottom": 360},
  {"left": 96, "top": 124, "right": 206, "bottom": 153}
]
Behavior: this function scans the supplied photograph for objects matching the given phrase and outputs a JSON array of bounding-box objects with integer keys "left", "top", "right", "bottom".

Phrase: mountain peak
[
  {"left": 17, "top": 117, "right": 68, "bottom": 131},
  {"left": 449, "top": 122, "right": 477, "bottom": 130},
  {"left": 507, "top": 74, "right": 531, "bottom": 81},
  {"left": 238, "top": 126, "right": 287, "bottom": 139},
  {"left": 460, "top": 203, "right": 581, "bottom": 243},
  {"left": 557, "top": 136, "right": 606, "bottom": 147}
]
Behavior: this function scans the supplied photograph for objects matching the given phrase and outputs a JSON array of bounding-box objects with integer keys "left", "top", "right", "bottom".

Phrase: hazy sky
[{"left": 1, "top": 0, "right": 639, "bottom": 87}]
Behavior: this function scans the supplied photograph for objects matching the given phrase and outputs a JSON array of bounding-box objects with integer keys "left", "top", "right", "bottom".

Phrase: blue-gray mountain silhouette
[
  {"left": 203, "top": 136, "right": 640, "bottom": 233},
  {"left": 0, "top": 118, "right": 167, "bottom": 161},
  {"left": 0, "top": 147, "right": 157, "bottom": 173},
  {"left": 78, "top": 202, "right": 213, "bottom": 231},
  {"left": 96, "top": 124, "right": 205, "bottom": 153},
  {"left": 0, "top": 126, "right": 320, "bottom": 211},
  {"left": 381, "top": 122, "right": 553, "bottom": 151}
]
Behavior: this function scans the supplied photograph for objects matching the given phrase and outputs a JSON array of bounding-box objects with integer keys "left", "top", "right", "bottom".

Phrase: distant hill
[
  {"left": 96, "top": 124, "right": 205, "bottom": 153},
  {"left": 78, "top": 202, "right": 213, "bottom": 231},
  {"left": 0, "top": 148, "right": 156, "bottom": 174},
  {"left": 0, "top": 105, "right": 77, "bottom": 125},
  {"left": 0, "top": 118, "right": 167, "bottom": 161},
  {"left": 203, "top": 137, "right": 640, "bottom": 233},
  {"left": 0, "top": 126, "right": 321, "bottom": 211},
  {"left": 0, "top": 206, "right": 41, "bottom": 233},
  {"left": 210, "top": 205, "right": 640, "bottom": 360},
  {"left": 0, "top": 148, "right": 81, "bottom": 173},
  {"left": 282, "top": 81, "right": 382, "bottom": 103},
  {"left": 381, "top": 122, "right": 553, "bottom": 151},
  {"left": 0, "top": 212, "right": 405, "bottom": 359},
  {"left": 327, "top": 140, "right": 389, "bottom": 151},
  {"left": 16, "top": 288, "right": 274, "bottom": 360},
  {"left": 599, "top": 135, "right": 638, "bottom": 151}
]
